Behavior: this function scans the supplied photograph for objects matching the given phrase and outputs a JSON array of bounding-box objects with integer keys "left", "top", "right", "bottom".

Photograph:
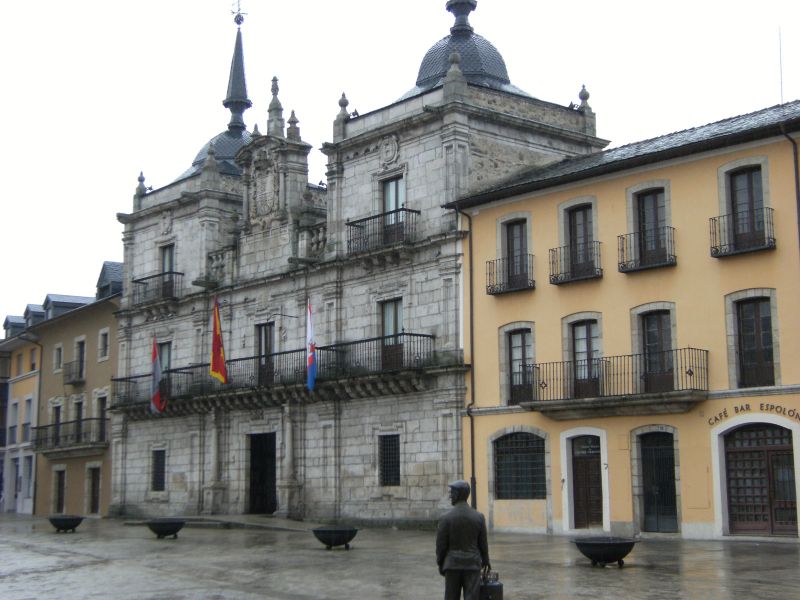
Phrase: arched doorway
[
  {"left": 639, "top": 432, "right": 678, "bottom": 532},
  {"left": 725, "top": 424, "right": 797, "bottom": 535}
]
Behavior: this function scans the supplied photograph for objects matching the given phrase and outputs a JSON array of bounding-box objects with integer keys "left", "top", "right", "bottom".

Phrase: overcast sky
[{"left": 1, "top": 0, "right": 798, "bottom": 335}]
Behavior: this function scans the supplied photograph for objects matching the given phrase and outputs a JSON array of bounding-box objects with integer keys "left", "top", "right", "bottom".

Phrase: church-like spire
[{"left": 223, "top": 9, "right": 252, "bottom": 132}]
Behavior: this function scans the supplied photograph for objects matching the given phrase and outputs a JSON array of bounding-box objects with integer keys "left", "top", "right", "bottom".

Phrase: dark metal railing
[
  {"left": 63, "top": 360, "right": 85, "bottom": 385},
  {"left": 32, "top": 418, "right": 110, "bottom": 451},
  {"left": 112, "top": 333, "right": 437, "bottom": 405},
  {"left": 132, "top": 271, "right": 184, "bottom": 305},
  {"left": 346, "top": 208, "right": 420, "bottom": 255},
  {"left": 510, "top": 368, "right": 534, "bottom": 404},
  {"left": 618, "top": 227, "right": 677, "bottom": 272},
  {"left": 486, "top": 255, "right": 535, "bottom": 294},
  {"left": 521, "top": 348, "right": 708, "bottom": 402},
  {"left": 549, "top": 241, "right": 602, "bottom": 284},
  {"left": 710, "top": 207, "right": 775, "bottom": 256}
]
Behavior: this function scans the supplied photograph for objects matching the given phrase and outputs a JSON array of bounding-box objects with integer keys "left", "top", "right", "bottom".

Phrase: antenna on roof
[{"left": 778, "top": 26, "right": 784, "bottom": 104}]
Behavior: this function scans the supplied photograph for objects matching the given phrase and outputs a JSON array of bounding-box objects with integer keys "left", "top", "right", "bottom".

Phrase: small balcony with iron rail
[
  {"left": 710, "top": 207, "right": 776, "bottom": 257},
  {"left": 346, "top": 208, "right": 420, "bottom": 256},
  {"left": 63, "top": 360, "right": 85, "bottom": 385},
  {"left": 132, "top": 271, "right": 184, "bottom": 306},
  {"left": 32, "top": 418, "right": 110, "bottom": 457},
  {"left": 549, "top": 241, "right": 602, "bottom": 284},
  {"left": 486, "top": 255, "right": 535, "bottom": 295},
  {"left": 112, "top": 333, "right": 451, "bottom": 414},
  {"left": 516, "top": 347, "right": 709, "bottom": 419},
  {"left": 618, "top": 227, "right": 677, "bottom": 272}
]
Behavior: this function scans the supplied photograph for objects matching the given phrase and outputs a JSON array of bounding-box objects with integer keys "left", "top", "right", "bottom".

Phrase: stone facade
[{"left": 110, "top": 3, "right": 604, "bottom": 524}]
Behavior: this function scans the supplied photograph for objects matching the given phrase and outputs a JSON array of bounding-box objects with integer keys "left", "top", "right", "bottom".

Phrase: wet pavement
[{"left": 1, "top": 514, "right": 799, "bottom": 599}]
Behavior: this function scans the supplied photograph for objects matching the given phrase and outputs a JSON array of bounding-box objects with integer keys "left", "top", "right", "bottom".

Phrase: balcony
[
  {"left": 618, "top": 227, "right": 677, "bottom": 272},
  {"left": 346, "top": 208, "right": 420, "bottom": 255},
  {"left": 33, "top": 418, "right": 109, "bottom": 457},
  {"left": 710, "top": 207, "right": 776, "bottom": 257},
  {"left": 132, "top": 271, "right": 184, "bottom": 306},
  {"left": 518, "top": 347, "right": 708, "bottom": 419},
  {"left": 486, "top": 255, "right": 535, "bottom": 295},
  {"left": 63, "top": 360, "right": 85, "bottom": 385},
  {"left": 112, "top": 333, "right": 448, "bottom": 411},
  {"left": 549, "top": 242, "right": 602, "bottom": 284}
]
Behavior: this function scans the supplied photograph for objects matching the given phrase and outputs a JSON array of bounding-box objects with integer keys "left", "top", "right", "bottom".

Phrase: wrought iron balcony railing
[
  {"left": 346, "top": 208, "right": 420, "bottom": 255},
  {"left": 32, "top": 418, "right": 109, "bottom": 452},
  {"left": 510, "top": 368, "right": 534, "bottom": 405},
  {"left": 710, "top": 207, "right": 776, "bottom": 257},
  {"left": 520, "top": 347, "right": 708, "bottom": 402},
  {"left": 132, "top": 271, "right": 184, "bottom": 305},
  {"left": 549, "top": 241, "right": 602, "bottom": 284},
  {"left": 112, "top": 333, "right": 438, "bottom": 405},
  {"left": 618, "top": 227, "right": 677, "bottom": 272},
  {"left": 63, "top": 360, "right": 85, "bottom": 385},
  {"left": 486, "top": 255, "right": 535, "bottom": 294}
]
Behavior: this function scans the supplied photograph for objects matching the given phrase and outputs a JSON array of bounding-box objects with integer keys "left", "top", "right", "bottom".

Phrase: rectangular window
[
  {"left": 382, "top": 177, "right": 406, "bottom": 245},
  {"left": 729, "top": 167, "right": 765, "bottom": 250},
  {"left": 97, "top": 397, "right": 107, "bottom": 441},
  {"left": 9, "top": 403, "right": 18, "bottom": 444},
  {"left": 379, "top": 434, "right": 401, "bottom": 486},
  {"left": 505, "top": 220, "right": 529, "bottom": 289},
  {"left": 381, "top": 299, "right": 404, "bottom": 370},
  {"left": 572, "top": 320, "right": 601, "bottom": 398},
  {"left": 151, "top": 449, "right": 167, "bottom": 492},
  {"left": 74, "top": 401, "right": 84, "bottom": 442},
  {"left": 157, "top": 342, "right": 172, "bottom": 371},
  {"left": 636, "top": 188, "right": 667, "bottom": 265},
  {"left": 256, "top": 323, "right": 275, "bottom": 385},
  {"left": 22, "top": 398, "right": 31, "bottom": 442},
  {"left": 641, "top": 311, "right": 674, "bottom": 393},
  {"left": 76, "top": 340, "right": 86, "bottom": 378},
  {"left": 23, "top": 456, "right": 33, "bottom": 498},
  {"left": 98, "top": 330, "right": 109, "bottom": 359},
  {"left": 508, "top": 329, "right": 533, "bottom": 405},
  {"left": 53, "top": 405, "right": 62, "bottom": 446},
  {"left": 54, "top": 345, "right": 63, "bottom": 371},
  {"left": 567, "top": 204, "right": 598, "bottom": 279},
  {"left": 29, "top": 348, "right": 37, "bottom": 371},
  {"left": 737, "top": 298, "right": 774, "bottom": 387},
  {"left": 160, "top": 244, "right": 176, "bottom": 299},
  {"left": 382, "top": 177, "right": 405, "bottom": 213}
]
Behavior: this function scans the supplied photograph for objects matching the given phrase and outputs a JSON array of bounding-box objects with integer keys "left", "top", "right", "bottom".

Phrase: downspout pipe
[
  {"left": 781, "top": 127, "right": 800, "bottom": 256},
  {"left": 454, "top": 205, "right": 477, "bottom": 509}
]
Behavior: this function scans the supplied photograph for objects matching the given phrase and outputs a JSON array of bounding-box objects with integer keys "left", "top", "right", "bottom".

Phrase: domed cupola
[
  {"left": 400, "top": 0, "right": 530, "bottom": 100},
  {"left": 175, "top": 11, "right": 253, "bottom": 182}
]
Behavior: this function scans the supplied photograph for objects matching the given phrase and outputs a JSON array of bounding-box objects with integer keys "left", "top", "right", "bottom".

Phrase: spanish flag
[{"left": 210, "top": 297, "right": 228, "bottom": 383}]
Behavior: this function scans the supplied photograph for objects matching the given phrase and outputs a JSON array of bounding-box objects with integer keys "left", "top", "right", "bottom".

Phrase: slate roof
[
  {"left": 447, "top": 100, "right": 800, "bottom": 210},
  {"left": 44, "top": 295, "right": 95, "bottom": 305},
  {"left": 98, "top": 261, "right": 124, "bottom": 285}
]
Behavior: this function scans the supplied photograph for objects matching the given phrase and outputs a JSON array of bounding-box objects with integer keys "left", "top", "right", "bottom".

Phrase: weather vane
[{"left": 232, "top": 0, "right": 245, "bottom": 26}]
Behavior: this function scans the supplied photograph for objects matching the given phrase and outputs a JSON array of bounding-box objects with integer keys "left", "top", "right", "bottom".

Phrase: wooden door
[
  {"left": 249, "top": 433, "right": 277, "bottom": 514},
  {"left": 572, "top": 435, "right": 602, "bottom": 528}
]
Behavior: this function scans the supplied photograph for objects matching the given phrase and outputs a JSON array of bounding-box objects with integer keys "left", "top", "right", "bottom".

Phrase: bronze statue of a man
[{"left": 435, "top": 480, "right": 491, "bottom": 600}]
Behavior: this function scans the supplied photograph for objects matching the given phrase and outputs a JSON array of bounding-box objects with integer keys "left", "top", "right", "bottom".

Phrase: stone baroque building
[{"left": 111, "top": 1, "right": 604, "bottom": 523}]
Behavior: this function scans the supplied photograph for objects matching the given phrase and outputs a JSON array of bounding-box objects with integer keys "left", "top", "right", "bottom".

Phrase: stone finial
[
  {"left": 337, "top": 93, "right": 350, "bottom": 119},
  {"left": 203, "top": 142, "right": 219, "bottom": 172},
  {"left": 136, "top": 171, "right": 148, "bottom": 197},
  {"left": 267, "top": 76, "right": 285, "bottom": 137},
  {"left": 443, "top": 51, "right": 467, "bottom": 99},
  {"left": 252, "top": 123, "right": 261, "bottom": 137},
  {"left": 447, "top": 0, "right": 477, "bottom": 35},
  {"left": 287, "top": 110, "right": 301, "bottom": 141},
  {"left": 579, "top": 85, "right": 591, "bottom": 110}
]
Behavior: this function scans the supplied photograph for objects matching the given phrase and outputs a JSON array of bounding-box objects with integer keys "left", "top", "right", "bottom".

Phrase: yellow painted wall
[{"left": 461, "top": 135, "right": 800, "bottom": 534}]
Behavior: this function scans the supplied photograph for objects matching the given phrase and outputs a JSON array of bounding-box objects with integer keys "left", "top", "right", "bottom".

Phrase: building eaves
[{"left": 446, "top": 100, "right": 800, "bottom": 210}]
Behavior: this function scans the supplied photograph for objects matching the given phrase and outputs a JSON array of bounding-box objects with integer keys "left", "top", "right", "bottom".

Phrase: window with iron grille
[
  {"left": 379, "top": 434, "right": 401, "bottom": 486},
  {"left": 151, "top": 449, "right": 166, "bottom": 492},
  {"left": 494, "top": 432, "right": 546, "bottom": 499}
]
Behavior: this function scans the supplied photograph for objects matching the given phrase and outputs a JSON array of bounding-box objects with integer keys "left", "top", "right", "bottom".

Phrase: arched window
[{"left": 494, "top": 432, "right": 545, "bottom": 499}]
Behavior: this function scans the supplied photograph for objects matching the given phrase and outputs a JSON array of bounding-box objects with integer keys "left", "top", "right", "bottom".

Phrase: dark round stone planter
[
  {"left": 311, "top": 527, "right": 358, "bottom": 550},
  {"left": 146, "top": 518, "right": 186, "bottom": 539},
  {"left": 572, "top": 537, "right": 638, "bottom": 567},
  {"left": 48, "top": 515, "right": 84, "bottom": 533}
]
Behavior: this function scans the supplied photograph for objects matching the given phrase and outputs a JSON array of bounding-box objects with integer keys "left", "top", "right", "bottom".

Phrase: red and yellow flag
[{"left": 210, "top": 297, "right": 228, "bottom": 384}]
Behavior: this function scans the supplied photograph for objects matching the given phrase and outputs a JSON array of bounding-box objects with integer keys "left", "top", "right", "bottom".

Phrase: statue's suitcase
[{"left": 480, "top": 570, "right": 503, "bottom": 600}]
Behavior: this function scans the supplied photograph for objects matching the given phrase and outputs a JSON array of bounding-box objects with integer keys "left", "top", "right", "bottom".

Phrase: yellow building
[
  {"left": 30, "top": 266, "right": 121, "bottom": 518},
  {"left": 0, "top": 308, "right": 43, "bottom": 514},
  {"left": 447, "top": 101, "right": 800, "bottom": 539}
]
